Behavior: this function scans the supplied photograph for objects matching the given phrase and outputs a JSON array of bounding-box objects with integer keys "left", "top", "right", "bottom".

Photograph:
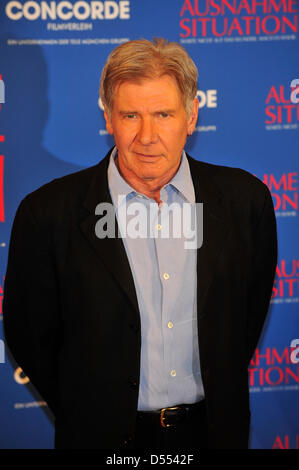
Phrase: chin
[{"left": 138, "top": 169, "right": 164, "bottom": 180}]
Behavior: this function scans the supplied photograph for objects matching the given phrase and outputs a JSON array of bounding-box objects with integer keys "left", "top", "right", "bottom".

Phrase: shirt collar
[
  {"left": 108, "top": 147, "right": 136, "bottom": 208},
  {"left": 108, "top": 146, "right": 195, "bottom": 208},
  {"left": 168, "top": 150, "right": 195, "bottom": 203}
]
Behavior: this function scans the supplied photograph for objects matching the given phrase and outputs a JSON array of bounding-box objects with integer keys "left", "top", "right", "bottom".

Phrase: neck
[{"left": 116, "top": 158, "right": 181, "bottom": 204}]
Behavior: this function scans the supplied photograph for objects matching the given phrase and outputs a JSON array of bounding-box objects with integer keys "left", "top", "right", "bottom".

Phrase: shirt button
[
  {"left": 170, "top": 369, "right": 176, "bottom": 377},
  {"left": 163, "top": 273, "right": 169, "bottom": 280},
  {"left": 157, "top": 224, "right": 162, "bottom": 230},
  {"left": 168, "top": 321, "right": 174, "bottom": 329}
]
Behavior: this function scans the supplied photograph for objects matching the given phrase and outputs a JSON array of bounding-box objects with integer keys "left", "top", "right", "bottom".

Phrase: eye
[
  {"left": 159, "top": 112, "right": 169, "bottom": 118},
  {"left": 125, "top": 114, "right": 137, "bottom": 119}
]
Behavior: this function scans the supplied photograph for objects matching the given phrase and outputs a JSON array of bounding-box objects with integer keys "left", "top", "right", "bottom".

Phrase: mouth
[{"left": 134, "top": 152, "right": 162, "bottom": 161}]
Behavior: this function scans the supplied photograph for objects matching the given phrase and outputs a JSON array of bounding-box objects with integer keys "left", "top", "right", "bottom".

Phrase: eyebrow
[
  {"left": 118, "top": 109, "right": 176, "bottom": 115},
  {"left": 119, "top": 110, "right": 138, "bottom": 115}
]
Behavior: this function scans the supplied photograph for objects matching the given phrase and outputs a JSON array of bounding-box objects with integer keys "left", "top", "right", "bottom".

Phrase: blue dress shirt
[{"left": 108, "top": 147, "right": 205, "bottom": 411}]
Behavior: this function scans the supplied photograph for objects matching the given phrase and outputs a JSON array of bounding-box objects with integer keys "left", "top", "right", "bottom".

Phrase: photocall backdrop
[{"left": 0, "top": 0, "right": 298, "bottom": 450}]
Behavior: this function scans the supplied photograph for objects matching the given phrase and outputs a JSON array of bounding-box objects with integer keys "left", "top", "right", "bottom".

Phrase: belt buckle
[{"left": 160, "top": 406, "right": 180, "bottom": 428}]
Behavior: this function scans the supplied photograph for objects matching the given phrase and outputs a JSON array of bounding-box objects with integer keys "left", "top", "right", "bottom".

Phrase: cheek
[
  {"left": 114, "top": 132, "right": 138, "bottom": 168},
  {"left": 113, "top": 130, "right": 132, "bottom": 153},
  {"left": 165, "top": 129, "right": 187, "bottom": 153},
  {"left": 161, "top": 123, "right": 187, "bottom": 142}
]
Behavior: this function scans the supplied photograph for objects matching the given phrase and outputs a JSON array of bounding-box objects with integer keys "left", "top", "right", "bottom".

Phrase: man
[{"left": 3, "top": 38, "right": 277, "bottom": 450}]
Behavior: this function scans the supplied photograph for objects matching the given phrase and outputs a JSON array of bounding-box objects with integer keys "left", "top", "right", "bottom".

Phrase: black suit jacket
[{"left": 3, "top": 149, "right": 277, "bottom": 449}]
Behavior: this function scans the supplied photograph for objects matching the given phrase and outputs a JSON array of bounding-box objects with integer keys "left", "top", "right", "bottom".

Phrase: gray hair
[{"left": 100, "top": 38, "right": 198, "bottom": 117}]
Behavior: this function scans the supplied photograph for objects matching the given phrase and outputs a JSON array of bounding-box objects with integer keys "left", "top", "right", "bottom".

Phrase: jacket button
[
  {"left": 130, "top": 323, "right": 139, "bottom": 333},
  {"left": 129, "top": 379, "right": 138, "bottom": 389},
  {"left": 123, "top": 436, "right": 133, "bottom": 447}
]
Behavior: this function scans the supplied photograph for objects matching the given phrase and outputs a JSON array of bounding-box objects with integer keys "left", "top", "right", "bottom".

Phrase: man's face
[{"left": 104, "top": 75, "right": 199, "bottom": 187}]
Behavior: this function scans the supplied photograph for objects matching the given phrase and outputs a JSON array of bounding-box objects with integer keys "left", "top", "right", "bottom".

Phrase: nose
[{"left": 137, "top": 117, "right": 158, "bottom": 145}]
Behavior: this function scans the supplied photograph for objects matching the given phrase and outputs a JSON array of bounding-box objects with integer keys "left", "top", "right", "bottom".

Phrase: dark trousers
[{"left": 133, "top": 400, "right": 208, "bottom": 450}]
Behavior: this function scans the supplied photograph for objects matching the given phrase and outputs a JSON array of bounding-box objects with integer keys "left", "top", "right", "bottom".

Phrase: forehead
[{"left": 112, "top": 75, "right": 183, "bottom": 109}]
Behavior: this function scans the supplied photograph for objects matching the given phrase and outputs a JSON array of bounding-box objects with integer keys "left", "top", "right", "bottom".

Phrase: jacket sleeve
[
  {"left": 246, "top": 184, "right": 278, "bottom": 364},
  {"left": 3, "top": 196, "right": 61, "bottom": 415}
]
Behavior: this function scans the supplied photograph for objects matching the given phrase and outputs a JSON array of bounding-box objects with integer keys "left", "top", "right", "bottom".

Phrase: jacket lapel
[
  {"left": 80, "top": 150, "right": 140, "bottom": 317},
  {"left": 188, "top": 155, "right": 230, "bottom": 319}
]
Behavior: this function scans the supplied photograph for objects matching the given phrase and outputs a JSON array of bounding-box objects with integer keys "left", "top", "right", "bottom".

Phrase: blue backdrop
[{"left": 0, "top": 0, "right": 298, "bottom": 449}]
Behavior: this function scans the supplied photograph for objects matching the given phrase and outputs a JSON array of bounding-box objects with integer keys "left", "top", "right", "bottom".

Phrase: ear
[
  {"left": 187, "top": 98, "right": 199, "bottom": 136},
  {"left": 104, "top": 110, "right": 114, "bottom": 135}
]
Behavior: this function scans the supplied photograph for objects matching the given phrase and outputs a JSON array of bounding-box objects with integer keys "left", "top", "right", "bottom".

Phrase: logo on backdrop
[
  {"left": 290, "top": 78, "right": 299, "bottom": 103},
  {"left": 272, "top": 434, "right": 299, "bottom": 449},
  {"left": 195, "top": 89, "right": 218, "bottom": 132},
  {"left": 14, "top": 367, "right": 30, "bottom": 385},
  {"left": 180, "top": 0, "right": 298, "bottom": 44},
  {"left": 5, "top": 1, "right": 130, "bottom": 21},
  {"left": 13, "top": 367, "right": 48, "bottom": 409},
  {"left": 0, "top": 340, "right": 4, "bottom": 364},
  {"left": 290, "top": 339, "right": 299, "bottom": 364},
  {"left": 0, "top": 74, "right": 4, "bottom": 223},
  {"left": 0, "top": 75, "right": 5, "bottom": 109},
  {"left": 5, "top": 1, "right": 130, "bottom": 43},
  {"left": 271, "top": 259, "right": 299, "bottom": 304},
  {"left": 265, "top": 83, "right": 299, "bottom": 130},
  {"left": 249, "top": 344, "right": 299, "bottom": 392},
  {"left": 0, "top": 275, "right": 4, "bottom": 319},
  {"left": 262, "top": 171, "right": 298, "bottom": 217}
]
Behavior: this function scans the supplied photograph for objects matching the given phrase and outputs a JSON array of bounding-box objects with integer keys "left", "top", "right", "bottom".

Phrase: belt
[{"left": 137, "top": 400, "right": 205, "bottom": 429}]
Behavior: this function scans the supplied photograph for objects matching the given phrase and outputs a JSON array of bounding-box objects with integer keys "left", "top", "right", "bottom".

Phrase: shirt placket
[{"left": 154, "top": 194, "right": 178, "bottom": 401}]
